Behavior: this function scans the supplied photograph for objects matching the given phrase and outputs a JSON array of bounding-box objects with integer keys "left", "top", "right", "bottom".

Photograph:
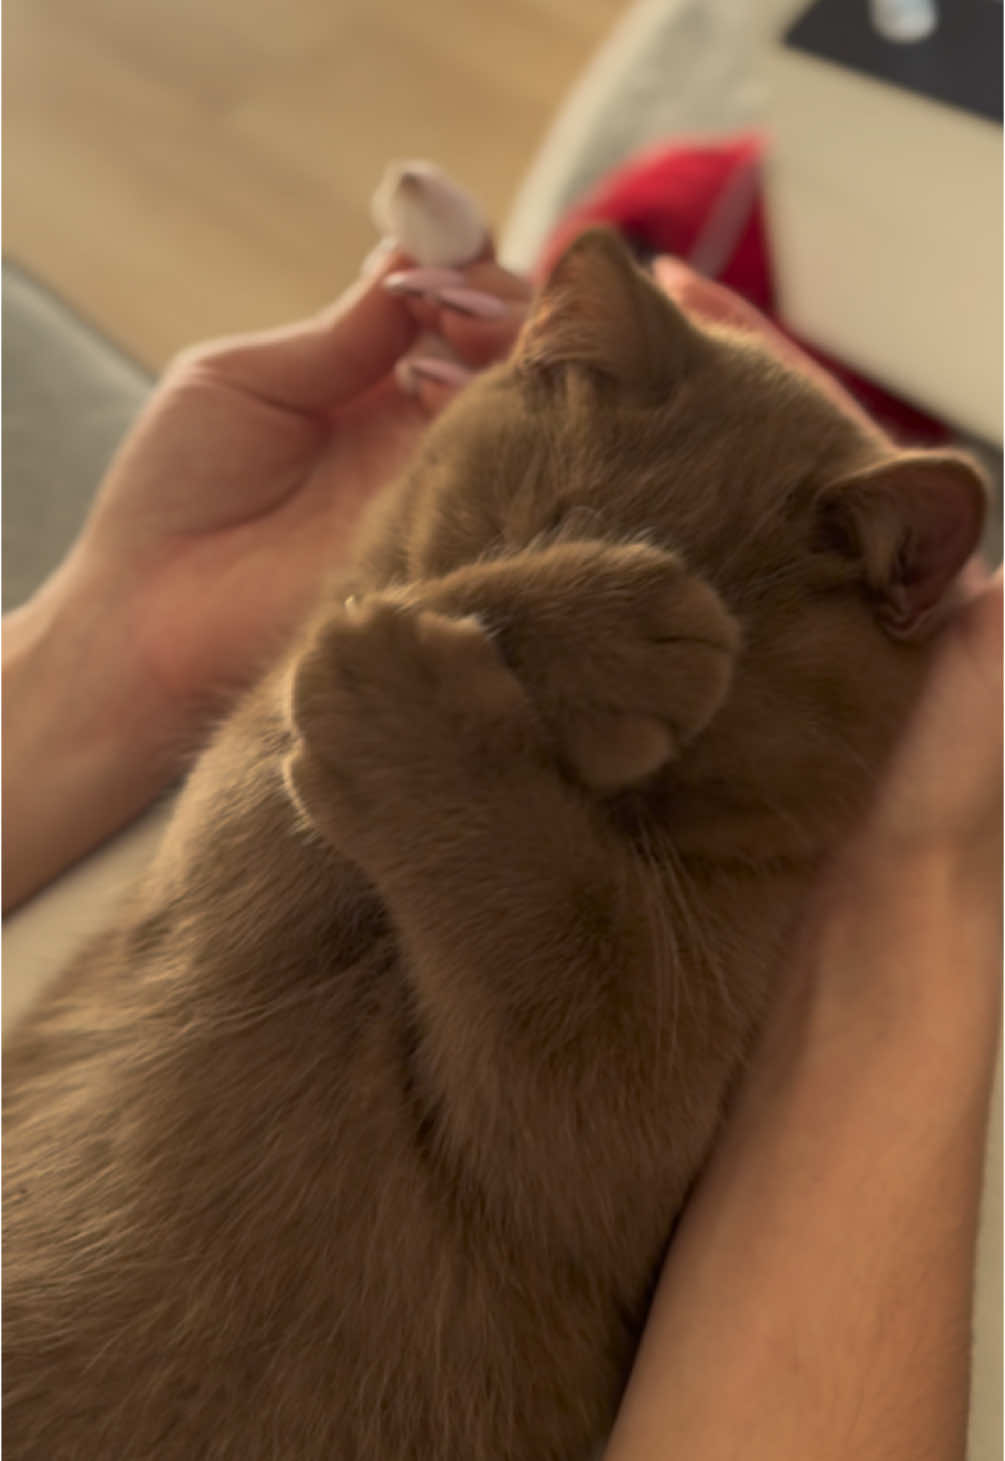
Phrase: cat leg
[
  {"left": 283, "top": 595, "right": 660, "bottom": 1116},
  {"left": 282, "top": 544, "right": 738, "bottom": 1071}
]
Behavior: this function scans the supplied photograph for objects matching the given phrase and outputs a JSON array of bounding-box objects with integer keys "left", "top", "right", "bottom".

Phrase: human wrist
[
  {"left": 17, "top": 545, "right": 196, "bottom": 748},
  {"left": 790, "top": 837, "right": 1001, "bottom": 1080},
  {"left": 3, "top": 557, "right": 191, "bottom": 908}
]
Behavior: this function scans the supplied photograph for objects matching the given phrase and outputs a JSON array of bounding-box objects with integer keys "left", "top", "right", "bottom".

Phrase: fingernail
[
  {"left": 384, "top": 267, "right": 465, "bottom": 298},
  {"left": 396, "top": 356, "right": 475, "bottom": 393},
  {"left": 435, "top": 287, "right": 508, "bottom": 319},
  {"left": 360, "top": 236, "right": 396, "bottom": 278},
  {"left": 371, "top": 160, "right": 489, "bottom": 268}
]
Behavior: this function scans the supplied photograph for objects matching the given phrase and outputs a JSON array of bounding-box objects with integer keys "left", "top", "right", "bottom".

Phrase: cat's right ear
[
  {"left": 514, "top": 227, "right": 697, "bottom": 400},
  {"left": 814, "top": 449, "right": 989, "bottom": 638}
]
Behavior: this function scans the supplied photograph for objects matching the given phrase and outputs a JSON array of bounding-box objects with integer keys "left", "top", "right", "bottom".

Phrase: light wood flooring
[{"left": 4, "top": 0, "right": 624, "bottom": 371}]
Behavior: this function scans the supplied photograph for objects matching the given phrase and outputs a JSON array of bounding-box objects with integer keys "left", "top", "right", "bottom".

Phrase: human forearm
[
  {"left": 606, "top": 852, "right": 1000, "bottom": 1461},
  {"left": 2, "top": 557, "right": 191, "bottom": 911}
]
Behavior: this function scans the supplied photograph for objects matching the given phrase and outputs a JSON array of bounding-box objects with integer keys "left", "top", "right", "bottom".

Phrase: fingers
[
  {"left": 177, "top": 245, "right": 421, "bottom": 416},
  {"left": 652, "top": 256, "right": 775, "bottom": 335},
  {"left": 652, "top": 256, "right": 877, "bottom": 431},
  {"left": 189, "top": 158, "right": 523, "bottom": 420},
  {"left": 386, "top": 258, "right": 531, "bottom": 414},
  {"left": 436, "top": 259, "right": 531, "bottom": 367},
  {"left": 185, "top": 152, "right": 526, "bottom": 422},
  {"left": 385, "top": 260, "right": 529, "bottom": 354}
]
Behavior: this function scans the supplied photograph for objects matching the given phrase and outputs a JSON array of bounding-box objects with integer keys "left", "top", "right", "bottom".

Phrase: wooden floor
[{"left": 4, "top": 0, "right": 624, "bottom": 371}]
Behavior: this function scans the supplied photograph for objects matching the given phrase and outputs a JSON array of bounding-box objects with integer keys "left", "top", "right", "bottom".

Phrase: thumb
[{"left": 181, "top": 248, "right": 420, "bottom": 414}]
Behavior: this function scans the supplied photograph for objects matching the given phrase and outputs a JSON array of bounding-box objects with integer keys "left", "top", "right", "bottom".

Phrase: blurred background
[
  {"left": 4, "top": 0, "right": 999, "bottom": 429},
  {"left": 3, "top": 0, "right": 624, "bottom": 369}
]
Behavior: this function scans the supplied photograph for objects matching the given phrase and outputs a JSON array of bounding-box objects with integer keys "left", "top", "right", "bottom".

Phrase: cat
[{"left": 3, "top": 229, "right": 987, "bottom": 1460}]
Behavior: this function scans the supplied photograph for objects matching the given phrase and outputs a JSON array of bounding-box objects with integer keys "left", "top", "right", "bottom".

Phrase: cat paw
[
  {"left": 481, "top": 541, "right": 740, "bottom": 792},
  {"left": 283, "top": 596, "right": 535, "bottom": 842}
]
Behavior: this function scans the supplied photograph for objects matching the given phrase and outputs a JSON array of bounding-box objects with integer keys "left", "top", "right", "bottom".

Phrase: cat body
[{"left": 4, "top": 233, "right": 986, "bottom": 1459}]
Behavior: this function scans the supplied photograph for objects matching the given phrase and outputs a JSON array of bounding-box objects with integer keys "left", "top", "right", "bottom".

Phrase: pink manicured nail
[
  {"left": 384, "top": 267, "right": 465, "bottom": 298},
  {"left": 435, "top": 287, "right": 508, "bottom": 319},
  {"left": 396, "top": 356, "right": 474, "bottom": 393}
]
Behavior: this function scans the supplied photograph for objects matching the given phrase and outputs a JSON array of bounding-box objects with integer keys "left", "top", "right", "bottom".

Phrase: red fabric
[{"left": 538, "top": 135, "right": 948, "bottom": 445}]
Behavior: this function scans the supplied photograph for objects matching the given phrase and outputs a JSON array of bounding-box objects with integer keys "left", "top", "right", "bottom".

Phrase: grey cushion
[{"left": 2, "top": 262, "right": 151, "bottom": 611}]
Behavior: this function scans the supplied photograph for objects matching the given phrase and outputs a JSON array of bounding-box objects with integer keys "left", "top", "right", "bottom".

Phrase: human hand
[
  {"left": 3, "top": 177, "right": 530, "bottom": 907},
  {"left": 73, "top": 237, "right": 529, "bottom": 739}
]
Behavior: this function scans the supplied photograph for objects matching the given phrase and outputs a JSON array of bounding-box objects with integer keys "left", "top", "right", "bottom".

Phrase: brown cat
[{"left": 4, "top": 231, "right": 987, "bottom": 1460}]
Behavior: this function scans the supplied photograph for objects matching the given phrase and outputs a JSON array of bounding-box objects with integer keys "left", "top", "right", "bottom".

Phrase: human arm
[{"left": 607, "top": 800, "right": 1000, "bottom": 1460}]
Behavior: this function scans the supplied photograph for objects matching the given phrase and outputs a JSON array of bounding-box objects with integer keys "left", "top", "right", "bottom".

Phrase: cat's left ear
[
  {"left": 514, "top": 227, "right": 697, "bottom": 400},
  {"left": 814, "top": 450, "right": 989, "bottom": 638}
]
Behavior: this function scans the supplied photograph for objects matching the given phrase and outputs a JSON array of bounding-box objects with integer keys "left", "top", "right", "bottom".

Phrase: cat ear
[
  {"left": 814, "top": 450, "right": 989, "bottom": 637},
  {"left": 515, "top": 227, "right": 696, "bottom": 399}
]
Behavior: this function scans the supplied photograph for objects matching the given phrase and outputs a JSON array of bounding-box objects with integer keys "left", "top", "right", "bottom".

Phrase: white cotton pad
[{"left": 370, "top": 161, "right": 489, "bottom": 267}]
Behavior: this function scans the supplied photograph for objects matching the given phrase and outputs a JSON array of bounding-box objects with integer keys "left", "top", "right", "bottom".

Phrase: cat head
[{"left": 359, "top": 229, "right": 988, "bottom": 858}]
